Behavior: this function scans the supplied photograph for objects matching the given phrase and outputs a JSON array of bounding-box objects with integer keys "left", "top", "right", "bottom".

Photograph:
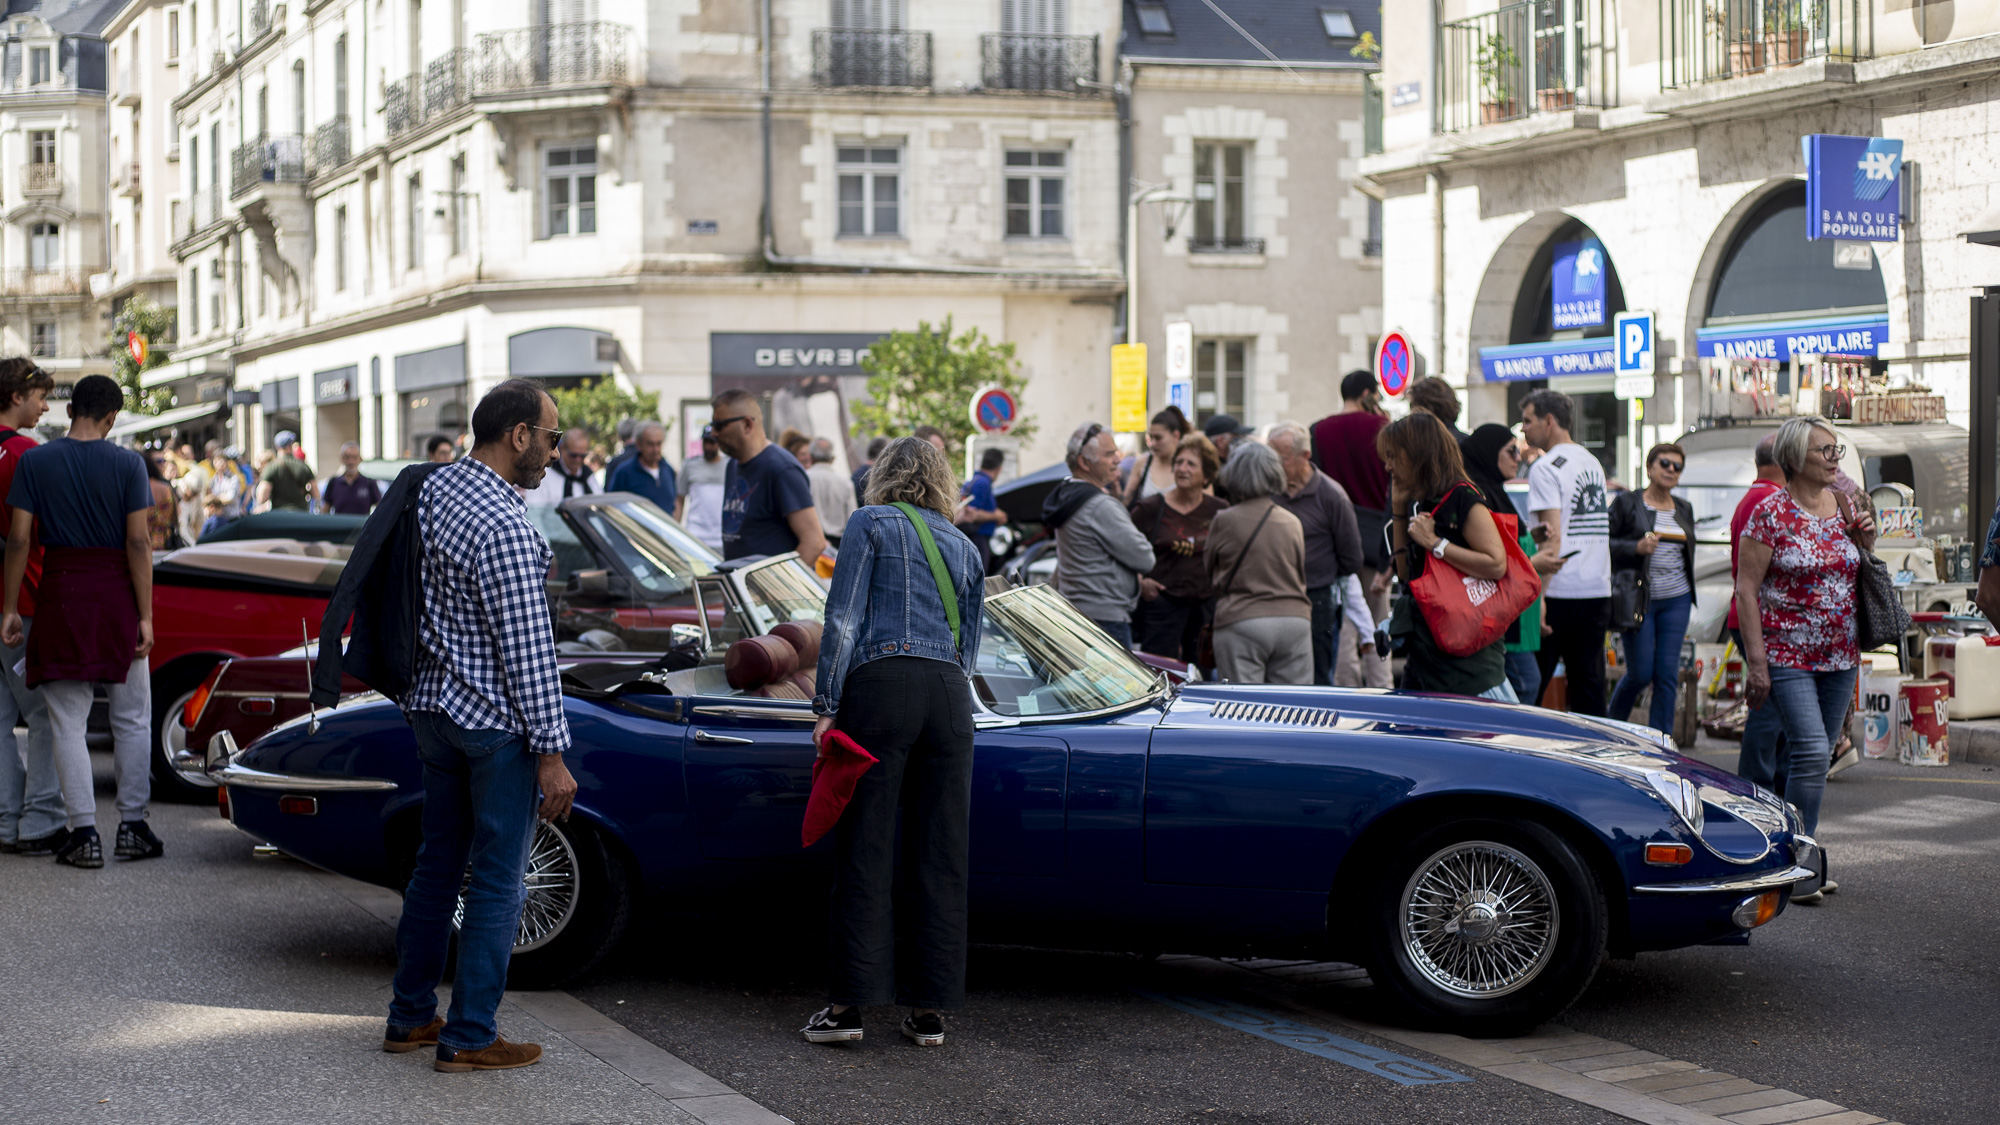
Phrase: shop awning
[
  {"left": 107, "top": 400, "right": 229, "bottom": 439},
  {"left": 1695, "top": 312, "right": 1889, "bottom": 362},
  {"left": 1478, "top": 337, "right": 1617, "bottom": 383}
]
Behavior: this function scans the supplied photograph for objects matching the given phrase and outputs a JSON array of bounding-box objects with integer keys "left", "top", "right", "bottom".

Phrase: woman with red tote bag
[{"left": 1378, "top": 413, "right": 1527, "bottom": 700}]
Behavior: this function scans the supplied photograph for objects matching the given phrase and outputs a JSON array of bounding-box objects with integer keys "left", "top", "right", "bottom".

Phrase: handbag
[
  {"left": 1609, "top": 569, "right": 1647, "bottom": 632},
  {"left": 1407, "top": 483, "right": 1543, "bottom": 658},
  {"left": 1837, "top": 492, "right": 1909, "bottom": 650},
  {"left": 1199, "top": 502, "right": 1276, "bottom": 669}
]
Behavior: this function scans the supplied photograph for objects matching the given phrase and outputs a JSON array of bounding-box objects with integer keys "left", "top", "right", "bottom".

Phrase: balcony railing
[
  {"left": 186, "top": 187, "right": 219, "bottom": 233},
  {"left": 474, "top": 22, "right": 632, "bottom": 95},
  {"left": 21, "top": 162, "right": 60, "bottom": 194},
  {"left": 1189, "top": 236, "right": 1266, "bottom": 255},
  {"left": 1438, "top": 0, "right": 1611, "bottom": 133},
  {"left": 813, "top": 29, "right": 932, "bottom": 89},
  {"left": 1661, "top": 0, "right": 1872, "bottom": 89},
  {"left": 312, "top": 116, "right": 351, "bottom": 170},
  {"left": 385, "top": 76, "right": 419, "bottom": 139},
  {"left": 426, "top": 47, "right": 472, "bottom": 117},
  {"left": 980, "top": 33, "right": 1097, "bottom": 93},
  {"left": 248, "top": 0, "right": 273, "bottom": 39},
  {"left": 115, "top": 160, "right": 141, "bottom": 196},
  {"left": 231, "top": 134, "right": 307, "bottom": 198},
  {"left": 0, "top": 269, "right": 93, "bottom": 296}
]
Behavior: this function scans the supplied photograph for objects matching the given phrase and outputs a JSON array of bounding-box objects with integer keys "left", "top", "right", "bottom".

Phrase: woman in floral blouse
[{"left": 1735, "top": 415, "right": 1874, "bottom": 904}]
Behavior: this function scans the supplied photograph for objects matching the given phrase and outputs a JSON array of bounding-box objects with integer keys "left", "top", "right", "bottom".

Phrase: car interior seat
[
  {"left": 770, "top": 621, "right": 822, "bottom": 695},
  {"left": 724, "top": 635, "right": 811, "bottom": 700}
]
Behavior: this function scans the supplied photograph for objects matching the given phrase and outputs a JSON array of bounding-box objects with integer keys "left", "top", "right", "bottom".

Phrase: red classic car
[{"left": 148, "top": 493, "right": 743, "bottom": 798}]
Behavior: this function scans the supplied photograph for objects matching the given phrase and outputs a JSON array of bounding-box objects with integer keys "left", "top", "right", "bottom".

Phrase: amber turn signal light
[
  {"left": 1644, "top": 843, "right": 1694, "bottom": 866},
  {"left": 277, "top": 795, "right": 318, "bottom": 816}
]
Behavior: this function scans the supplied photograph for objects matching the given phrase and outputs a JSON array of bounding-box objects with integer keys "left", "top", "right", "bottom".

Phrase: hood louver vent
[{"left": 1207, "top": 701, "right": 1341, "bottom": 729}]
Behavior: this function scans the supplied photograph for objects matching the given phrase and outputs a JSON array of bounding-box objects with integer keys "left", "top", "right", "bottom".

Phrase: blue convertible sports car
[{"left": 209, "top": 573, "right": 1815, "bottom": 1036}]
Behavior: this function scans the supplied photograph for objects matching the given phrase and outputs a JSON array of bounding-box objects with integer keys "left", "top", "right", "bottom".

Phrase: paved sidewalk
[{"left": 0, "top": 786, "right": 788, "bottom": 1125}]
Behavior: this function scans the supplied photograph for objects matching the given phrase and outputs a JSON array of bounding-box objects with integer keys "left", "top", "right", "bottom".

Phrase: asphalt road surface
[{"left": 9, "top": 737, "right": 1994, "bottom": 1125}]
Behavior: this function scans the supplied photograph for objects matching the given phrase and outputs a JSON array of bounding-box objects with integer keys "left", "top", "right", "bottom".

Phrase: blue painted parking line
[{"left": 1134, "top": 990, "right": 1472, "bottom": 1086}]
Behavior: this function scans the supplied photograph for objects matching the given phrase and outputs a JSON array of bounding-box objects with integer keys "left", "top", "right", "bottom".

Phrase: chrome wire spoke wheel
[
  {"left": 453, "top": 821, "right": 582, "bottom": 955},
  {"left": 1400, "top": 841, "right": 1559, "bottom": 999}
]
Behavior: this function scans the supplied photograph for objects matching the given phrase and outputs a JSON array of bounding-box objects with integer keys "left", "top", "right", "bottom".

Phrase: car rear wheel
[
  {"left": 449, "top": 818, "right": 633, "bottom": 991},
  {"left": 1363, "top": 818, "right": 1606, "bottom": 1037},
  {"left": 150, "top": 662, "right": 222, "bottom": 801}
]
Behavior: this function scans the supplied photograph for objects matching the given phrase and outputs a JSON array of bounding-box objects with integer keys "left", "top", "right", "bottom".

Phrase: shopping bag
[
  {"left": 1408, "top": 488, "right": 1542, "bottom": 658},
  {"left": 801, "top": 728, "right": 879, "bottom": 848}
]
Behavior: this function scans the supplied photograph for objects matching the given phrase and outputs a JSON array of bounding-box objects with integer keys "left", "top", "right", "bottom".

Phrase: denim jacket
[{"left": 813, "top": 504, "right": 986, "bottom": 716}]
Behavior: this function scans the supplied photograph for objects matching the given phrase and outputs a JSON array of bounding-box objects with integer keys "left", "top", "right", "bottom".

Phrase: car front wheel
[
  {"left": 150, "top": 662, "right": 222, "bottom": 801},
  {"left": 1363, "top": 818, "right": 1607, "bottom": 1037},
  {"left": 450, "top": 818, "right": 633, "bottom": 991}
]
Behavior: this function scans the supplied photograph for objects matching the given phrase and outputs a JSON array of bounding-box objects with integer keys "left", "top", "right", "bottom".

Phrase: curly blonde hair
[{"left": 864, "top": 436, "right": 960, "bottom": 520}]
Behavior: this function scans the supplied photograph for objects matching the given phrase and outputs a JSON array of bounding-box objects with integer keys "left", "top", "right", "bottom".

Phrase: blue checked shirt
[{"left": 403, "top": 458, "right": 571, "bottom": 755}]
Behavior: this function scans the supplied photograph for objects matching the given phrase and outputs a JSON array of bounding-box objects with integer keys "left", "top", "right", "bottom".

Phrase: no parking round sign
[
  {"left": 970, "top": 385, "right": 1019, "bottom": 433},
  {"left": 1375, "top": 332, "right": 1417, "bottom": 398}
]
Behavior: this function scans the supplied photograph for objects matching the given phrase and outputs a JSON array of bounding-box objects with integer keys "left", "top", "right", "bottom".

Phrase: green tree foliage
[
  {"left": 110, "top": 298, "right": 176, "bottom": 414},
  {"left": 549, "top": 377, "right": 663, "bottom": 451},
  {"left": 852, "top": 317, "right": 1036, "bottom": 462}
]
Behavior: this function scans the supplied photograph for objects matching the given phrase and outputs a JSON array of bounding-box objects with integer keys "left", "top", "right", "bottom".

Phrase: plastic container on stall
[
  {"left": 1859, "top": 664, "right": 1908, "bottom": 760},
  {"left": 1923, "top": 634, "right": 2000, "bottom": 720}
]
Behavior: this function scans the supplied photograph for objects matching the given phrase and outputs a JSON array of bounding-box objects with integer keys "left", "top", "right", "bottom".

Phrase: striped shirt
[
  {"left": 1646, "top": 507, "right": 1691, "bottom": 599},
  {"left": 403, "top": 457, "right": 571, "bottom": 755}
]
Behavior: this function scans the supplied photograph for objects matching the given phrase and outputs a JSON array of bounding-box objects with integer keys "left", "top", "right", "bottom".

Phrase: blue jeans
[
  {"left": 1092, "top": 619, "right": 1135, "bottom": 649},
  {"left": 1609, "top": 592, "right": 1694, "bottom": 735},
  {"left": 390, "top": 712, "right": 540, "bottom": 1051},
  {"left": 1765, "top": 665, "right": 1858, "bottom": 837},
  {"left": 0, "top": 621, "right": 62, "bottom": 844},
  {"left": 1504, "top": 650, "right": 1543, "bottom": 708},
  {"left": 1737, "top": 700, "right": 1788, "bottom": 793}
]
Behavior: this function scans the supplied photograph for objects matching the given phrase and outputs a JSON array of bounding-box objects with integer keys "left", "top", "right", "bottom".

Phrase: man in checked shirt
[{"left": 381, "top": 378, "right": 580, "bottom": 1072}]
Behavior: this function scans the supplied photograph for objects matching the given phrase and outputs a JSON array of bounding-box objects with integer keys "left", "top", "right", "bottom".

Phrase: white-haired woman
[
  {"left": 1203, "top": 441, "right": 1311, "bottom": 684},
  {"left": 804, "top": 437, "right": 986, "bottom": 1047},
  {"left": 1736, "top": 415, "right": 1874, "bottom": 904}
]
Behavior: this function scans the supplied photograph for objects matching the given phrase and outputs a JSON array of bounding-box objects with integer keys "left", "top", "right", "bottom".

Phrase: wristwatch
[{"left": 1431, "top": 539, "right": 1449, "bottom": 560}]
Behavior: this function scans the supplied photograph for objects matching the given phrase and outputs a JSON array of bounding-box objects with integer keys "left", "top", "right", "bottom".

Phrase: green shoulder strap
[{"left": 889, "top": 501, "right": 961, "bottom": 650}]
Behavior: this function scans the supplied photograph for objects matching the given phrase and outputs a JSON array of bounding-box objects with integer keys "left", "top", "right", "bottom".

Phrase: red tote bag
[{"left": 1407, "top": 485, "right": 1542, "bottom": 658}]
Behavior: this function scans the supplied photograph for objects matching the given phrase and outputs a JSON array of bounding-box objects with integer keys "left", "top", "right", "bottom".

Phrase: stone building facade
[{"left": 1363, "top": 1, "right": 2000, "bottom": 488}]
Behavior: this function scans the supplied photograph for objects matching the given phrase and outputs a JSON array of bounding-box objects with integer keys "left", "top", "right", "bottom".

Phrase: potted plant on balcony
[
  {"left": 1536, "top": 38, "right": 1576, "bottom": 112},
  {"left": 1714, "top": 2, "right": 1763, "bottom": 76},
  {"left": 1763, "top": 0, "right": 1807, "bottom": 69},
  {"left": 1476, "top": 33, "right": 1521, "bottom": 123}
]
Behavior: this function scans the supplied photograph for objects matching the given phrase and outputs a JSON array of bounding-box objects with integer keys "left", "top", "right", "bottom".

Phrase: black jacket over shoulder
[
  {"left": 311, "top": 462, "right": 450, "bottom": 707},
  {"left": 1609, "top": 489, "right": 1698, "bottom": 608}
]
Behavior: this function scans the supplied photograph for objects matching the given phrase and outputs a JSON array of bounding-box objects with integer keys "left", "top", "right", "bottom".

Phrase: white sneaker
[{"left": 1827, "top": 747, "right": 1860, "bottom": 778}]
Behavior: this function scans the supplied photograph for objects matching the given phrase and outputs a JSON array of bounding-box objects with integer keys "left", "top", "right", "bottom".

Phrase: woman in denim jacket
[{"left": 802, "top": 437, "right": 986, "bottom": 1049}]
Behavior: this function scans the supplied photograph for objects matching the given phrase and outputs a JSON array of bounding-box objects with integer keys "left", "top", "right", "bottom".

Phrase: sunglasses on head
[{"left": 1081, "top": 422, "right": 1104, "bottom": 447}]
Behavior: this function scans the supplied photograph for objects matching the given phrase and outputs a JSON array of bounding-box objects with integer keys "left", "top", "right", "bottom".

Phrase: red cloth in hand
[{"left": 802, "top": 728, "right": 878, "bottom": 848}]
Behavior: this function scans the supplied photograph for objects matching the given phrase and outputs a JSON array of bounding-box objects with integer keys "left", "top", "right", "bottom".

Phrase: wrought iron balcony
[
  {"left": 426, "top": 47, "right": 472, "bottom": 117},
  {"left": 1660, "top": 0, "right": 1872, "bottom": 89},
  {"left": 0, "top": 268, "right": 92, "bottom": 297},
  {"left": 248, "top": 0, "right": 273, "bottom": 39},
  {"left": 1362, "top": 238, "right": 1383, "bottom": 258},
  {"left": 21, "top": 162, "right": 60, "bottom": 195},
  {"left": 980, "top": 33, "right": 1097, "bottom": 94},
  {"left": 813, "top": 29, "right": 932, "bottom": 89},
  {"left": 474, "top": 22, "right": 632, "bottom": 95},
  {"left": 231, "top": 134, "right": 307, "bottom": 198},
  {"left": 312, "top": 116, "right": 351, "bottom": 171},
  {"left": 1437, "top": 0, "right": 1611, "bottom": 133},
  {"left": 1189, "top": 236, "right": 1266, "bottom": 255},
  {"left": 385, "top": 76, "right": 419, "bottom": 139}
]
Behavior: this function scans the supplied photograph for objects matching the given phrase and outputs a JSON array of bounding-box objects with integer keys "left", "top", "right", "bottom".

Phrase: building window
[
  {"left": 334, "top": 205, "right": 348, "bottom": 291},
  {"left": 29, "top": 47, "right": 51, "bottom": 85},
  {"left": 407, "top": 173, "right": 424, "bottom": 269},
  {"left": 1193, "top": 339, "right": 1246, "bottom": 425},
  {"left": 29, "top": 130, "right": 55, "bottom": 165},
  {"left": 334, "top": 34, "right": 349, "bottom": 118},
  {"left": 1004, "top": 149, "right": 1066, "bottom": 239},
  {"left": 29, "top": 323, "right": 55, "bottom": 357},
  {"left": 449, "top": 154, "right": 467, "bottom": 256},
  {"left": 168, "top": 10, "right": 179, "bottom": 58},
  {"left": 1192, "top": 142, "right": 1253, "bottom": 251},
  {"left": 28, "top": 222, "right": 60, "bottom": 271},
  {"left": 836, "top": 144, "right": 901, "bottom": 237},
  {"left": 293, "top": 61, "right": 306, "bottom": 135},
  {"left": 544, "top": 144, "right": 597, "bottom": 237},
  {"left": 1365, "top": 196, "right": 1383, "bottom": 258},
  {"left": 187, "top": 267, "right": 201, "bottom": 334}
]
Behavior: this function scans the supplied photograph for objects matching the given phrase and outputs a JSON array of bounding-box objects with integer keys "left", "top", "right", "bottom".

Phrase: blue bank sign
[
  {"left": 1696, "top": 313, "right": 1890, "bottom": 361},
  {"left": 1550, "top": 239, "right": 1608, "bottom": 329},
  {"left": 1804, "top": 134, "right": 1902, "bottom": 241},
  {"left": 1479, "top": 337, "right": 1617, "bottom": 383}
]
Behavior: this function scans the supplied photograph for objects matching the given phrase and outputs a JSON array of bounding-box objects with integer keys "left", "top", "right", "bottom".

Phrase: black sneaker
[
  {"left": 801, "top": 1006, "right": 864, "bottom": 1044},
  {"left": 115, "top": 820, "right": 164, "bottom": 860},
  {"left": 55, "top": 827, "right": 103, "bottom": 869},
  {"left": 901, "top": 1011, "right": 945, "bottom": 1047},
  {"left": 15, "top": 827, "right": 69, "bottom": 856}
]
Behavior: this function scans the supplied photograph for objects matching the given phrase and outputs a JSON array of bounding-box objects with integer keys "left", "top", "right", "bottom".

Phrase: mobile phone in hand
[{"left": 1560, "top": 549, "right": 1581, "bottom": 560}]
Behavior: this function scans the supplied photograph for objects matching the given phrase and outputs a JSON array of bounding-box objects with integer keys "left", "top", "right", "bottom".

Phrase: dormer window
[
  {"left": 1320, "top": 9, "right": 1356, "bottom": 39},
  {"left": 29, "top": 46, "right": 51, "bottom": 85},
  {"left": 1134, "top": 3, "right": 1173, "bottom": 38}
]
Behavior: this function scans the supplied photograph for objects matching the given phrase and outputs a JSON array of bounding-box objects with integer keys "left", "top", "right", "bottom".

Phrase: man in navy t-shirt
[
  {"left": 958, "top": 447, "right": 1008, "bottom": 575},
  {"left": 1, "top": 374, "right": 159, "bottom": 869},
  {"left": 709, "top": 389, "right": 824, "bottom": 564}
]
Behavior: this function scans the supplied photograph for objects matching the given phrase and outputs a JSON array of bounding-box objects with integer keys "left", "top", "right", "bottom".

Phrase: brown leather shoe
[
  {"left": 433, "top": 1036, "right": 543, "bottom": 1072},
  {"left": 382, "top": 1016, "right": 445, "bottom": 1053}
]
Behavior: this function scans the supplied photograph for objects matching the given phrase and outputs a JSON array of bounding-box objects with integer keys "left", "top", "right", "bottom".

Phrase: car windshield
[
  {"left": 573, "top": 499, "right": 719, "bottom": 596},
  {"left": 974, "top": 586, "right": 1160, "bottom": 718},
  {"left": 736, "top": 557, "right": 831, "bottom": 633},
  {"left": 1676, "top": 450, "right": 1758, "bottom": 543}
]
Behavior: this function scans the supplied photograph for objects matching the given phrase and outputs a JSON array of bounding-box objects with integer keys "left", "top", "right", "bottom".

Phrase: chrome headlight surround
[
  {"left": 1590, "top": 715, "right": 1679, "bottom": 754},
  {"left": 1645, "top": 770, "right": 1705, "bottom": 836}
]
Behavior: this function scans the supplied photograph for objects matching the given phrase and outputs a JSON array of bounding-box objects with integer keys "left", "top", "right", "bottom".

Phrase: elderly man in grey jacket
[{"left": 1041, "top": 422, "right": 1156, "bottom": 648}]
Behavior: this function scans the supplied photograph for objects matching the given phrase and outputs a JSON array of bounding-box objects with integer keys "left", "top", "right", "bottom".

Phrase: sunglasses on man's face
[
  {"left": 526, "top": 424, "right": 562, "bottom": 450},
  {"left": 710, "top": 415, "right": 752, "bottom": 433},
  {"left": 1655, "top": 460, "right": 1683, "bottom": 473}
]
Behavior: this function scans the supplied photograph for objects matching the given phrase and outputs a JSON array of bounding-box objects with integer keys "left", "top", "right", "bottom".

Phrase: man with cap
[
  {"left": 1202, "top": 414, "right": 1254, "bottom": 501},
  {"left": 677, "top": 423, "right": 729, "bottom": 554},
  {"left": 257, "top": 431, "right": 317, "bottom": 512}
]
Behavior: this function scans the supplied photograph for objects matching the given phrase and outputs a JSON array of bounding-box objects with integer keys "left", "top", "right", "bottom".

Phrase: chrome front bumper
[
  {"left": 204, "top": 729, "right": 399, "bottom": 792},
  {"left": 1633, "top": 864, "right": 1817, "bottom": 895}
]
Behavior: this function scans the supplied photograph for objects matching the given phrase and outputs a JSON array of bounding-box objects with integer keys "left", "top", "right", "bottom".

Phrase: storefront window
[{"left": 401, "top": 384, "right": 466, "bottom": 459}]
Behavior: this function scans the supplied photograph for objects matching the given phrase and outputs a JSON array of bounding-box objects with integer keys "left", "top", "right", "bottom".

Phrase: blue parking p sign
[{"left": 1613, "top": 311, "right": 1655, "bottom": 400}]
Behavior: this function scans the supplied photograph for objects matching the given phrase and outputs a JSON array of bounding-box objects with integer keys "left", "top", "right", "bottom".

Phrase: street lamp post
[{"left": 1124, "top": 183, "right": 1191, "bottom": 351}]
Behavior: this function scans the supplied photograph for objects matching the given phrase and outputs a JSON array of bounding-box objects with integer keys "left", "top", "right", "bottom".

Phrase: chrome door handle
[{"left": 693, "top": 730, "right": 755, "bottom": 744}]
